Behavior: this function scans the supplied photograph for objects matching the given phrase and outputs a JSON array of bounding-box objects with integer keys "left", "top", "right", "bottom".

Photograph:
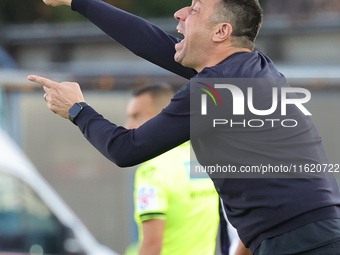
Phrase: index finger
[{"left": 27, "top": 75, "right": 58, "bottom": 89}]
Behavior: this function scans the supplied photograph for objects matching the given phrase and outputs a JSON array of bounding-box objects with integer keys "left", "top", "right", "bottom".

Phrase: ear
[{"left": 212, "top": 23, "right": 233, "bottom": 43}]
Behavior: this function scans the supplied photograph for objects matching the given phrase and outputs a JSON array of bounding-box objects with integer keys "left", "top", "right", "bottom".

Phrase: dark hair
[
  {"left": 133, "top": 84, "right": 175, "bottom": 109},
  {"left": 133, "top": 83, "right": 174, "bottom": 98},
  {"left": 210, "top": 0, "right": 263, "bottom": 50}
]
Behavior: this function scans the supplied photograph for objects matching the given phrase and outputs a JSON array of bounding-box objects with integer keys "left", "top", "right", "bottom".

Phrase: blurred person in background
[
  {"left": 124, "top": 84, "right": 250, "bottom": 255},
  {"left": 123, "top": 84, "right": 219, "bottom": 255}
]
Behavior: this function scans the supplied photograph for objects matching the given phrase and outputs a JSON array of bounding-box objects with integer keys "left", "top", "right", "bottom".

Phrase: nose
[{"left": 174, "top": 6, "right": 188, "bottom": 21}]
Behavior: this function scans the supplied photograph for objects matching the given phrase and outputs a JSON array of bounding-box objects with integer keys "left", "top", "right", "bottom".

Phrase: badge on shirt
[{"left": 137, "top": 186, "right": 158, "bottom": 212}]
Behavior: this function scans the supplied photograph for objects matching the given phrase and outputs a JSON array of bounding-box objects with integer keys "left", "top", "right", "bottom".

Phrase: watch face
[{"left": 69, "top": 103, "right": 82, "bottom": 118}]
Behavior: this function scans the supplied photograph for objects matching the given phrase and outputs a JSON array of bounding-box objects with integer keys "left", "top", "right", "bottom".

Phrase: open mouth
[
  {"left": 177, "top": 30, "right": 184, "bottom": 40},
  {"left": 175, "top": 26, "right": 186, "bottom": 56},
  {"left": 176, "top": 26, "right": 185, "bottom": 40}
]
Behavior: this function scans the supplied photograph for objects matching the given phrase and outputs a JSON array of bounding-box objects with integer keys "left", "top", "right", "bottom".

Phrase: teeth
[{"left": 176, "top": 29, "right": 184, "bottom": 39}]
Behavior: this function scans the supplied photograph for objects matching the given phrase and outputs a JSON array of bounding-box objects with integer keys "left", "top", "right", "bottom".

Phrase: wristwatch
[{"left": 68, "top": 102, "right": 89, "bottom": 124}]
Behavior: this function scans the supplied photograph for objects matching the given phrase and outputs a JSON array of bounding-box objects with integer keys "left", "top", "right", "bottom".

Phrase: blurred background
[{"left": 1, "top": 0, "right": 340, "bottom": 254}]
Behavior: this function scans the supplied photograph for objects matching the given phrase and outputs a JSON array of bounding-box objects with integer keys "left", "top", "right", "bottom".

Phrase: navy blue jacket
[{"left": 72, "top": 0, "right": 340, "bottom": 252}]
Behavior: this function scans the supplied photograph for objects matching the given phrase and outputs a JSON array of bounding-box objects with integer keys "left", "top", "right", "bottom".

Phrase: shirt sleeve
[
  {"left": 134, "top": 164, "right": 168, "bottom": 221},
  {"left": 75, "top": 84, "right": 191, "bottom": 167},
  {"left": 71, "top": 0, "right": 197, "bottom": 79}
]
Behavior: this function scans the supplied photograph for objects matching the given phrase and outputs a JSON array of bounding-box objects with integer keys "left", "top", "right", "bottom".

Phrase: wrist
[{"left": 68, "top": 102, "right": 88, "bottom": 124}]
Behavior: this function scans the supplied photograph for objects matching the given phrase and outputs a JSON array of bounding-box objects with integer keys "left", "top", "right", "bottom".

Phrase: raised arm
[
  {"left": 28, "top": 75, "right": 191, "bottom": 167},
  {"left": 74, "top": 91, "right": 191, "bottom": 167},
  {"left": 42, "top": 0, "right": 197, "bottom": 79}
]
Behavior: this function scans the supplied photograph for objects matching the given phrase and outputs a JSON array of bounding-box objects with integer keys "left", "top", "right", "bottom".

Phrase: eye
[
  {"left": 190, "top": 3, "right": 198, "bottom": 13},
  {"left": 190, "top": 7, "right": 199, "bottom": 14}
]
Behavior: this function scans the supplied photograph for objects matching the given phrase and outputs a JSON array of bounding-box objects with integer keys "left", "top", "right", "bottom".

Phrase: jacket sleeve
[
  {"left": 75, "top": 85, "right": 191, "bottom": 167},
  {"left": 71, "top": 0, "right": 197, "bottom": 79}
]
